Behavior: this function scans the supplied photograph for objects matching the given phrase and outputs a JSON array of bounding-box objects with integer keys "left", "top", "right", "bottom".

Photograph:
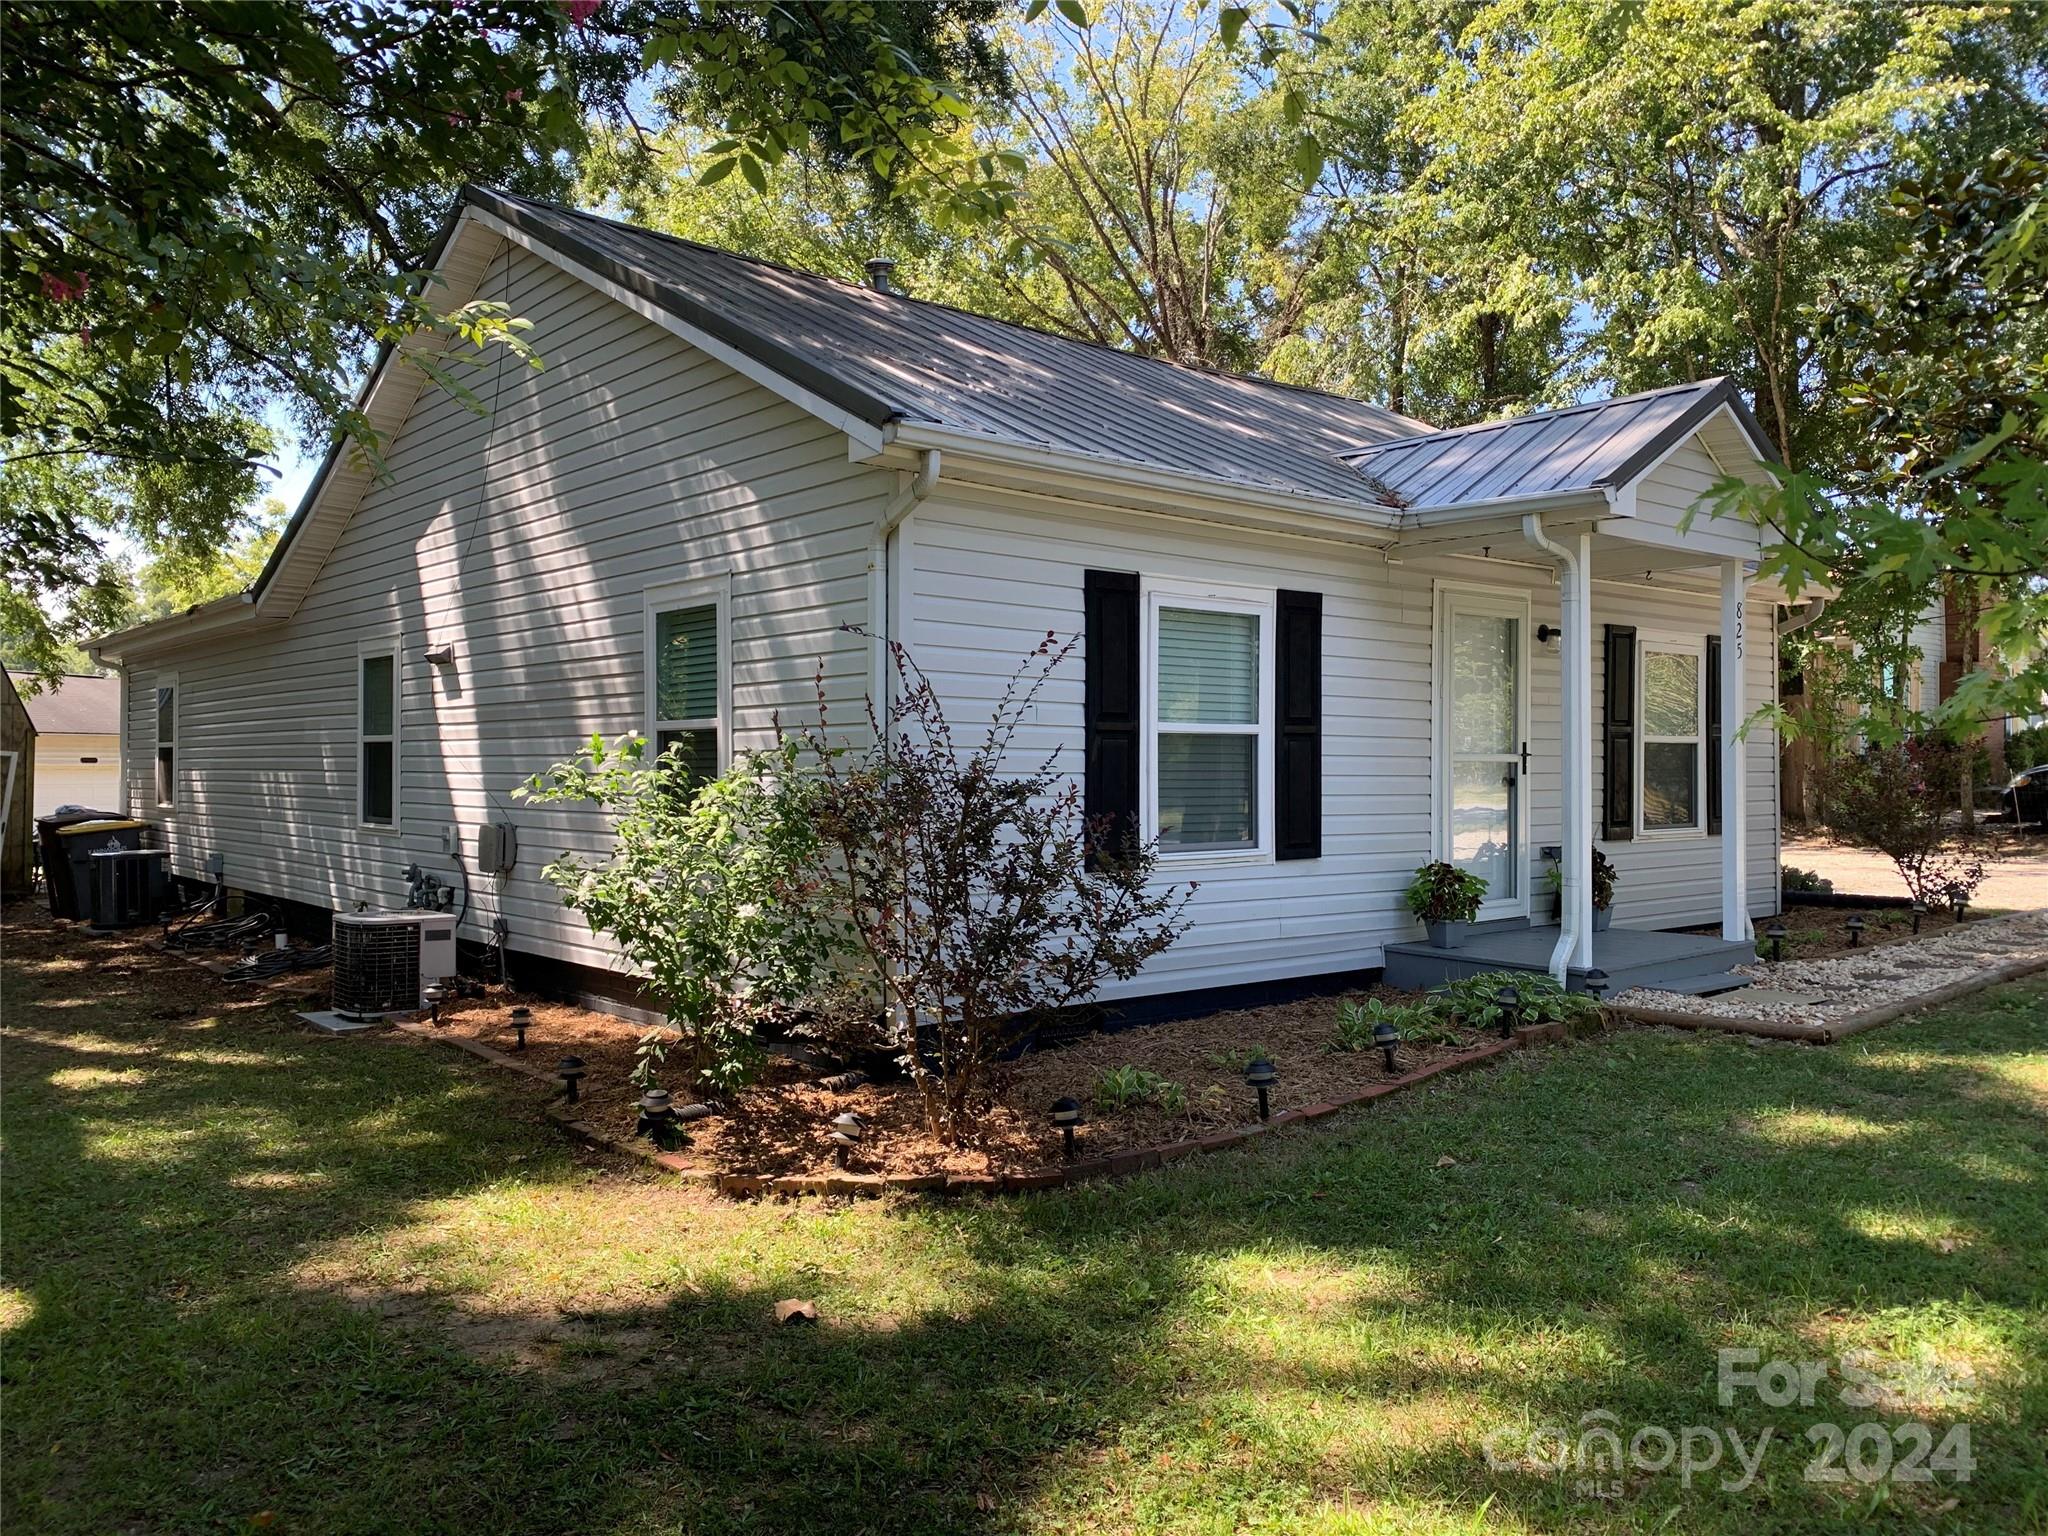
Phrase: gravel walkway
[{"left": 1614, "top": 911, "right": 2048, "bottom": 1027}]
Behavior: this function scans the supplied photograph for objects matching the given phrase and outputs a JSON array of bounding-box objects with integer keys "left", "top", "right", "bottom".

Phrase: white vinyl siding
[
  {"left": 116, "top": 243, "right": 887, "bottom": 969},
  {"left": 904, "top": 485, "right": 1779, "bottom": 999}
]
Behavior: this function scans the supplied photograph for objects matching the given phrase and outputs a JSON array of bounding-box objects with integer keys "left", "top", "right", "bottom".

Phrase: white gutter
[
  {"left": 881, "top": 420, "right": 1403, "bottom": 539},
  {"left": 872, "top": 448, "right": 941, "bottom": 720},
  {"left": 89, "top": 590, "right": 258, "bottom": 665},
  {"left": 1522, "top": 512, "right": 1592, "bottom": 985},
  {"left": 1392, "top": 484, "right": 1617, "bottom": 530}
]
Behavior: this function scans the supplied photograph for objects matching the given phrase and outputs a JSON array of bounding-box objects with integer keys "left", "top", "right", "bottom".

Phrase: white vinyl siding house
[
  {"left": 112, "top": 241, "right": 886, "bottom": 973},
  {"left": 96, "top": 187, "right": 1789, "bottom": 1003}
]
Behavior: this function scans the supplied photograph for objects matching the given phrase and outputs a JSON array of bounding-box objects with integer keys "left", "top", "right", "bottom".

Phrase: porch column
[
  {"left": 1565, "top": 533, "right": 1595, "bottom": 971},
  {"left": 1720, "top": 559, "right": 1752, "bottom": 940}
]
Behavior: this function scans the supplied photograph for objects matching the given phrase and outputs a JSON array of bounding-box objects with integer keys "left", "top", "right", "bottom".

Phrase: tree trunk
[{"left": 1475, "top": 311, "right": 1505, "bottom": 408}]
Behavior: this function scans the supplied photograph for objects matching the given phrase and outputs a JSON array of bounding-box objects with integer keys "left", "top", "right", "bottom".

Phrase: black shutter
[
  {"left": 1706, "top": 634, "right": 1722, "bottom": 835},
  {"left": 1275, "top": 589, "right": 1323, "bottom": 860},
  {"left": 1083, "top": 570, "right": 1141, "bottom": 867},
  {"left": 1602, "top": 624, "right": 1637, "bottom": 841}
]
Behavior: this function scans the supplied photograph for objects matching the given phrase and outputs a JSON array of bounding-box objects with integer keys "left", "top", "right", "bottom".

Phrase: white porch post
[
  {"left": 1565, "top": 533, "right": 1595, "bottom": 970},
  {"left": 1720, "top": 559, "right": 1752, "bottom": 940}
]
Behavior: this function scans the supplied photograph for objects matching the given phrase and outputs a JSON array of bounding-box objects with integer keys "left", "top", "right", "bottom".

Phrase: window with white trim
[
  {"left": 1638, "top": 639, "right": 1704, "bottom": 833},
  {"left": 154, "top": 675, "right": 178, "bottom": 809},
  {"left": 646, "top": 586, "right": 726, "bottom": 788},
  {"left": 1145, "top": 587, "right": 1273, "bottom": 857},
  {"left": 359, "top": 650, "right": 397, "bottom": 826}
]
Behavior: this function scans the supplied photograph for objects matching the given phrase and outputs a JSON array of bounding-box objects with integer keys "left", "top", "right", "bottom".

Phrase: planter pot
[
  {"left": 1424, "top": 919, "right": 1470, "bottom": 949},
  {"left": 1593, "top": 906, "right": 1612, "bottom": 932}
]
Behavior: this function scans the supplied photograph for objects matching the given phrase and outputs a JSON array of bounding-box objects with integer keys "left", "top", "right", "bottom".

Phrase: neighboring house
[
  {"left": 1, "top": 667, "right": 33, "bottom": 898},
  {"left": 1781, "top": 595, "right": 2047, "bottom": 823},
  {"left": 90, "top": 187, "right": 1790, "bottom": 1005},
  {"left": 7, "top": 671, "right": 123, "bottom": 817}
]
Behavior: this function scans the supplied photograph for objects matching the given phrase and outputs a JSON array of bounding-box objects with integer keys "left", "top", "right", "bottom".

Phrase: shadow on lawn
[{"left": 3, "top": 908, "right": 2043, "bottom": 1534}]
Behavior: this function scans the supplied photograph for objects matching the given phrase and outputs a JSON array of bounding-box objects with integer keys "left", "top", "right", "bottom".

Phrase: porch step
[
  {"left": 1383, "top": 924, "right": 1755, "bottom": 996},
  {"left": 1626, "top": 972, "right": 1752, "bottom": 997}
]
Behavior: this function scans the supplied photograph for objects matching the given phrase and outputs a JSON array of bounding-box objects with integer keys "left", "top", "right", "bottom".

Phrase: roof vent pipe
[{"left": 864, "top": 257, "right": 899, "bottom": 295}]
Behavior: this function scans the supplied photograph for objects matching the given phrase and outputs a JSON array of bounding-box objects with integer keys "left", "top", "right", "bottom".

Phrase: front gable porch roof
[{"left": 1341, "top": 378, "right": 1779, "bottom": 512}]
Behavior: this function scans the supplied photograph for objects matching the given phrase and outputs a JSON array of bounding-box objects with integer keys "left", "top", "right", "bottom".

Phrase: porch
[
  {"left": 1348, "top": 380, "right": 1793, "bottom": 988},
  {"left": 1383, "top": 921, "right": 1756, "bottom": 997}
]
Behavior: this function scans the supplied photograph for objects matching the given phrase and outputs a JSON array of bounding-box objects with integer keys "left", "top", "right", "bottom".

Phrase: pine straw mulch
[
  {"left": 4, "top": 898, "right": 331, "bottom": 1022},
  {"left": 6, "top": 897, "right": 1505, "bottom": 1182},
  {"left": 426, "top": 980, "right": 1495, "bottom": 1181}
]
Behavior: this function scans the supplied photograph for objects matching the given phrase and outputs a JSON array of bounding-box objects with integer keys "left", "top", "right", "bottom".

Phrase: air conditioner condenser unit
[{"left": 330, "top": 909, "right": 458, "bottom": 1019}]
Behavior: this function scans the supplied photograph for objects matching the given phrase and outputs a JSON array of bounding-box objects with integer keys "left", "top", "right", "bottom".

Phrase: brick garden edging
[{"left": 390, "top": 1014, "right": 1595, "bottom": 1198}]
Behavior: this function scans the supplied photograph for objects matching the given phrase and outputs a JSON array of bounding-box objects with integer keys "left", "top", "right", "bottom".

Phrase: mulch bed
[
  {"left": 6, "top": 898, "right": 1536, "bottom": 1188},
  {"left": 424, "top": 981, "right": 1497, "bottom": 1182}
]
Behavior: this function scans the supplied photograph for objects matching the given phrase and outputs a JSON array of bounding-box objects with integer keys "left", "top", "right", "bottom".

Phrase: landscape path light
[
  {"left": 507, "top": 1005, "right": 533, "bottom": 1050},
  {"left": 1764, "top": 921, "right": 1787, "bottom": 963},
  {"left": 557, "top": 1055, "right": 587, "bottom": 1105},
  {"left": 1371, "top": 1020, "right": 1399, "bottom": 1073},
  {"left": 1049, "top": 1097, "right": 1083, "bottom": 1161},
  {"left": 1244, "top": 1058, "right": 1277, "bottom": 1122},
  {"left": 1493, "top": 984, "right": 1521, "bottom": 1038},
  {"left": 829, "top": 1110, "right": 863, "bottom": 1170}
]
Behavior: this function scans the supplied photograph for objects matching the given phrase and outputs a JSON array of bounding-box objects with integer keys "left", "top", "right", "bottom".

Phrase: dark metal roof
[
  {"left": 470, "top": 188, "right": 1420, "bottom": 505},
  {"left": 1338, "top": 378, "right": 1778, "bottom": 510}
]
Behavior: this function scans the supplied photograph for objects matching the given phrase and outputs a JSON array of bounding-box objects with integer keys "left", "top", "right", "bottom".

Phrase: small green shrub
[
  {"left": 1431, "top": 971, "right": 1598, "bottom": 1031},
  {"left": 1203, "top": 1044, "right": 1272, "bottom": 1073},
  {"left": 1094, "top": 1065, "right": 1186, "bottom": 1115},
  {"left": 1406, "top": 861, "right": 1488, "bottom": 924},
  {"left": 1333, "top": 995, "right": 1459, "bottom": 1051},
  {"left": 2003, "top": 723, "right": 2048, "bottom": 776},
  {"left": 1781, "top": 864, "right": 1834, "bottom": 894}
]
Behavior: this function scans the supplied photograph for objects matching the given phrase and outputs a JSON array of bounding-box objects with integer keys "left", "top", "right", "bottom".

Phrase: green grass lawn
[{"left": 4, "top": 922, "right": 2045, "bottom": 1535}]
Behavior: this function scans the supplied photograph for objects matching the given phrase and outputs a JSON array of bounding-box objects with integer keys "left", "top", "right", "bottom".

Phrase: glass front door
[{"left": 1438, "top": 590, "right": 1528, "bottom": 919}]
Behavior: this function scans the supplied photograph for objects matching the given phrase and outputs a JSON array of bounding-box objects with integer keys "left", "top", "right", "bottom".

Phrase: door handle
[{"left": 1520, "top": 741, "right": 1530, "bottom": 774}]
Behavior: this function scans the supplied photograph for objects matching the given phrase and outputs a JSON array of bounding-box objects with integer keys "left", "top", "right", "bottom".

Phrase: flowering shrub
[
  {"left": 516, "top": 736, "right": 847, "bottom": 1093},
  {"left": 1820, "top": 739, "right": 1987, "bottom": 910}
]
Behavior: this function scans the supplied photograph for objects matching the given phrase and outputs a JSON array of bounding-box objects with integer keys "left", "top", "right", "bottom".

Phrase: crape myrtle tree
[
  {"left": 1, "top": 0, "right": 1013, "bottom": 680},
  {"left": 791, "top": 633, "right": 1191, "bottom": 1144}
]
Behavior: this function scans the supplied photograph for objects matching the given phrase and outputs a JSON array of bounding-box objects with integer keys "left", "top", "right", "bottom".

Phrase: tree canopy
[
  {"left": 5, "top": 0, "right": 2042, "bottom": 725},
  {"left": 1, "top": 0, "right": 1012, "bottom": 680}
]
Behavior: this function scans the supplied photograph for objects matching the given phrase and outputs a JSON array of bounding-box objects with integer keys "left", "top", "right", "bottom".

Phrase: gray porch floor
[{"left": 1383, "top": 922, "right": 1755, "bottom": 996}]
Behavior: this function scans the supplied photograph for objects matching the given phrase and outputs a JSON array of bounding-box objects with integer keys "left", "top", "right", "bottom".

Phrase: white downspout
[
  {"left": 870, "top": 449, "right": 940, "bottom": 723},
  {"left": 1522, "top": 513, "right": 1592, "bottom": 984},
  {"left": 1777, "top": 596, "right": 1828, "bottom": 636}
]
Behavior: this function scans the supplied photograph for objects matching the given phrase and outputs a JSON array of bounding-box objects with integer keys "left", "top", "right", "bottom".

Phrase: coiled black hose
[{"left": 222, "top": 944, "right": 333, "bottom": 982}]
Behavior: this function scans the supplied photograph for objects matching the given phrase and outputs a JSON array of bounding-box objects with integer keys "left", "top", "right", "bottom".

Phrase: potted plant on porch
[
  {"left": 1542, "top": 848, "right": 1619, "bottom": 930},
  {"left": 1406, "top": 861, "right": 1488, "bottom": 949}
]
